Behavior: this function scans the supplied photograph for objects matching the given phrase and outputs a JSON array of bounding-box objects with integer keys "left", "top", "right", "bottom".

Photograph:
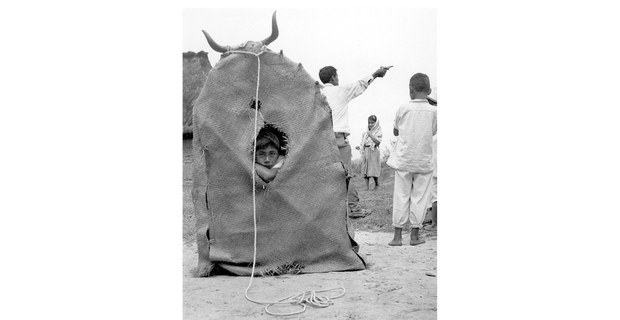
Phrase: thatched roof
[{"left": 183, "top": 51, "right": 212, "bottom": 138}]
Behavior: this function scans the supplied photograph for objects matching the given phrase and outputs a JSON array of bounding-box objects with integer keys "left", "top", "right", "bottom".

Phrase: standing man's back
[
  {"left": 387, "top": 100, "right": 437, "bottom": 173},
  {"left": 319, "top": 65, "right": 390, "bottom": 219},
  {"left": 387, "top": 73, "right": 437, "bottom": 246},
  {"left": 322, "top": 77, "right": 374, "bottom": 134}
]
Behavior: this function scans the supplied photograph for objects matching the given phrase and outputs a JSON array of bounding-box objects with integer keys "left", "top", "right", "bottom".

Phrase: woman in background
[{"left": 358, "top": 115, "right": 383, "bottom": 190}]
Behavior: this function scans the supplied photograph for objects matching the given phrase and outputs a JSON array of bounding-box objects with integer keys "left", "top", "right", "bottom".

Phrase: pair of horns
[{"left": 202, "top": 11, "right": 279, "bottom": 53}]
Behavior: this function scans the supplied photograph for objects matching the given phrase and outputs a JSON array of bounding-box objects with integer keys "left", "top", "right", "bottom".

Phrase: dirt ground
[
  {"left": 183, "top": 231, "right": 437, "bottom": 319},
  {"left": 182, "top": 140, "right": 437, "bottom": 319}
]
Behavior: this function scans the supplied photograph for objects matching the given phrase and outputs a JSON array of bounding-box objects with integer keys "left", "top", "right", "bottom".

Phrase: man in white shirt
[
  {"left": 319, "top": 65, "right": 390, "bottom": 217},
  {"left": 386, "top": 73, "right": 437, "bottom": 246}
]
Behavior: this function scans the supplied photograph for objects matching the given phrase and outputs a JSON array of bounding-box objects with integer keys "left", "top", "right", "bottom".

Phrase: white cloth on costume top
[
  {"left": 321, "top": 75, "right": 374, "bottom": 134},
  {"left": 360, "top": 119, "right": 383, "bottom": 150},
  {"left": 387, "top": 99, "right": 437, "bottom": 173}
]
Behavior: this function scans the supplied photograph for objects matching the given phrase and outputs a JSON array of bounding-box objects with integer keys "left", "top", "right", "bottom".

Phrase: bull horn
[
  {"left": 261, "top": 11, "right": 279, "bottom": 46},
  {"left": 201, "top": 30, "right": 228, "bottom": 53}
]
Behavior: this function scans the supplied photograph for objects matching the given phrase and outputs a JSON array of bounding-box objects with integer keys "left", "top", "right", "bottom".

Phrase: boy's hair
[
  {"left": 368, "top": 115, "right": 377, "bottom": 122},
  {"left": 319, "top": 66, "right": 337, "bottom": 84},
  {"left": 409, "top": 73, "right": 431, "bottom": 93},
  {"left": 256, "top": 130, "right": 280, "bottom": 152}
]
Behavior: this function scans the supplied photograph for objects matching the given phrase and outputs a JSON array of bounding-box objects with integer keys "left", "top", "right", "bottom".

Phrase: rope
[{"left": 227, "top": 48, "right": 346, "bottom": 316}]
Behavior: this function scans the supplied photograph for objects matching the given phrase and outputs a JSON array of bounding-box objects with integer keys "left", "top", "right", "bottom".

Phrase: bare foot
[
  {"left": 410, "top": 238, "right": 426, "bottom": 246},
  {"left": 389, "top": 228, "right": 403, "bottom": 246}
]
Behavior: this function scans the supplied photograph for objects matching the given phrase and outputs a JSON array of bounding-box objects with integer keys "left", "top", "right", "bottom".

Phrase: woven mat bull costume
[{"left": 192, "top": 12, "right": 366, "bottom": 276}]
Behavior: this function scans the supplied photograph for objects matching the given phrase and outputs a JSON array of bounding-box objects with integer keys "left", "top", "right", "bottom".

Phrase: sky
[{"left": 183, "top": 8, "right": 436, "bottom": 159}]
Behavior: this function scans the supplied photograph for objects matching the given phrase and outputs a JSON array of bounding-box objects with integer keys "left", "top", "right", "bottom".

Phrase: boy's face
[
  {"left": 256, "top": 145, "right": 279, "bottom": 168},
  {"left": 368, "top": 119, "right": 376, "bottom": 130}
]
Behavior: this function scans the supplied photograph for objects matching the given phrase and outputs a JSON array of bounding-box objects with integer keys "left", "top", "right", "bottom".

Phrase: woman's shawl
[{"left": 360, "top": 119, "right": 383, "bottom": 150}]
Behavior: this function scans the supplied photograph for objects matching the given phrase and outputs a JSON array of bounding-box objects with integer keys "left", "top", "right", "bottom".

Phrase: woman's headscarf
[{"left": 360, "top": 115, "right": 383, "bottom": 150}]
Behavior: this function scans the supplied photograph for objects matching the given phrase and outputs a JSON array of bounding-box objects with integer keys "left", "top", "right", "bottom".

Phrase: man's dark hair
[
  {"left": 319, "top": 66, "right": 337, "bottom": 84},
  {"left": 409, "top": 73, "right": 431, "bottom": 93}
]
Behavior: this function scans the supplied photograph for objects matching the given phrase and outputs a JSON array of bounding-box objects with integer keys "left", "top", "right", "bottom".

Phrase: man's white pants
[{"left": 392, "top": 170, "right": 434, "bottom": 229}]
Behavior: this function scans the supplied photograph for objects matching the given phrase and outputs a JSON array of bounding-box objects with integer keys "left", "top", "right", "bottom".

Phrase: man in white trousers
[{"left": 386, "top": 73, "right": 437, "bottom": 246}]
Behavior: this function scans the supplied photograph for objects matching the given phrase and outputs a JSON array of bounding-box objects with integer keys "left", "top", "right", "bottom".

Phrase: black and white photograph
[
  {"left": 3, "top": 1, "right": 620, "bottom": 320},
  {"left": 182, "top": 8, "right": 437, "bottom": 319}
]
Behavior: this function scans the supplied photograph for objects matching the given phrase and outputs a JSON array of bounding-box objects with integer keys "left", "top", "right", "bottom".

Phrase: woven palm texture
[{"left": 192, "top": 49, "right": 366, "bottom": 276}]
